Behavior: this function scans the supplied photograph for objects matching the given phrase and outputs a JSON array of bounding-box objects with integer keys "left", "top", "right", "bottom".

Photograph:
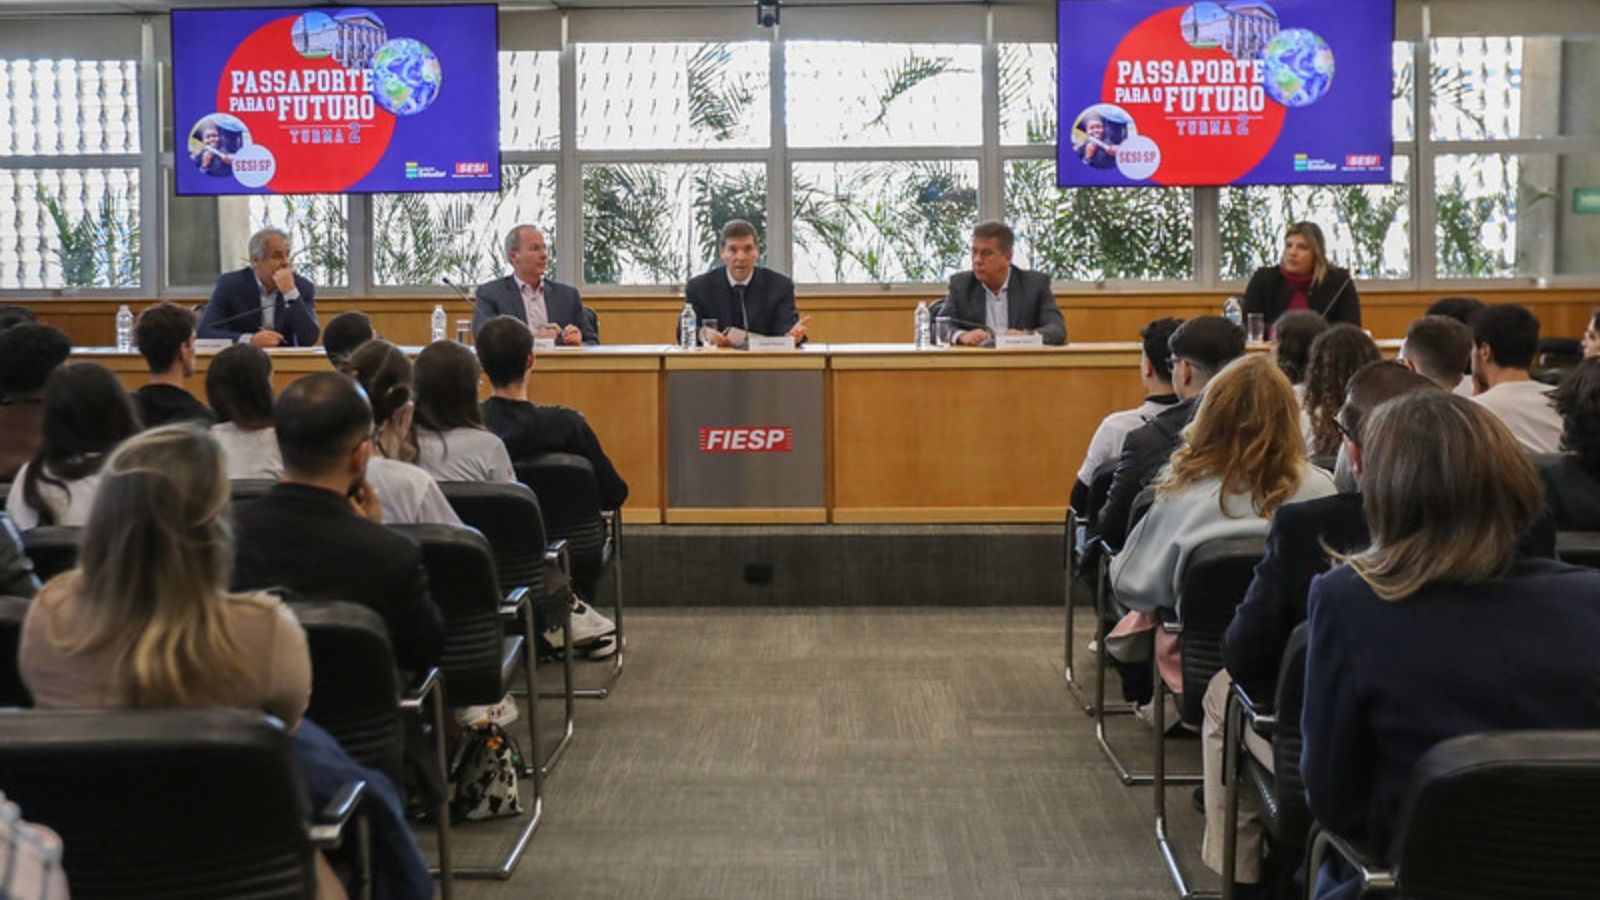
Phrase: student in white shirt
[
  {"left": 206, "top": 344, "right": 282, "bottom": 481},
  {"left": 412, "top": 341, "right": 516, "bottom": 484},
  {"left": 1468, "top": 304, "right": 1563, "bottom": 454},
  {"left": 5, "top": 364, "right": 140, "bottom": 530},
  {"left": 1074, "top": 317, "right": 1182, "bottom": 513}
]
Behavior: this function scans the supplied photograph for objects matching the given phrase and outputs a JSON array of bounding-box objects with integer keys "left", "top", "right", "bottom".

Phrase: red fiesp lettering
[{"left": 698, "top": 427, "right": 794, "bottom": 453}]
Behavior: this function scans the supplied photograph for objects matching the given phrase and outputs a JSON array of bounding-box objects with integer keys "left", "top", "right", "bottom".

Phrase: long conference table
[{"left": 79, "top": 342, "right": 1235, "bottom": 525}]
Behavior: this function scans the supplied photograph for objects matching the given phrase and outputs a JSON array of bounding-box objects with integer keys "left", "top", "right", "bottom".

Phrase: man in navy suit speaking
[
  {"left": 471, "top": 225, "right": 597, "bottom": 345},
  {"left": 198, "top": 227, "right": 321, "bottom": 348},
  {"left": 684, "top": 219, "right": 809, "bottom": 348}
]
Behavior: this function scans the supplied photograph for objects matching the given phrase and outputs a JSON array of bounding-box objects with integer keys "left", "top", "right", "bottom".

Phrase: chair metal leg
[
  {"left": 527, "top": 608, "right": 575, "bottom": 778},
  {"left": 408, "top": 674, "right": 453, "bottom": 899},
  {"left": 574, "top": 532, "right": 625, "bottom": 699},
  {"left": 1093, "top": 555, "right": 1151, "bottom": 785},
  {"left": 455, "top": 607, "right": 547, "bottom": 881},
  {"left": 1063, "top": 527, "right": 1094, "bottom": 715},
  {"left": 1152, "top": 655, "right": 1214, "bottom": 899}
]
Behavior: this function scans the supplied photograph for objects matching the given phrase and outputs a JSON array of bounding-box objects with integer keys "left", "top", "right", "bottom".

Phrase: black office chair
[
  {"left": 0, "top": 707, "right": 368, "bottom": 900},
  {"left": 1150, "top": 536, "right": 1265, "bottom": 899},
  {"left": 229, "top": 479, "right": 277, "bottom": 504},
  {"left": 1064, "top": 463, "right": 1116, "bottom": 716},
  {"left": 293, "top": 599, "right": 453, "bottom": 898},
  {"left": 21, "top": 526, "right": 80, "bottom": 581},
  {"left": 0, "top": 595, "right": 31, "bottom": 707},
  {"left": 516, "top": 454, "right": 625, "bottom": 699},
  {"left": 1306, "top": 730, "right": 1600, "bottom": 899},
  {"left": 581, "top": 306, "right": 600, "bottom": 343},
  {"left": 1222, "top": 623, "right": 1311, "bottom": 900},
  {"left": 1557, "top": 531, "right": 1600, "bottom": 570},
  {"left": 439, "top": 481, "right": 549, "bottom": 597},
  {"left": 389, "top": 522, "right": 570, "bottom": 881}
]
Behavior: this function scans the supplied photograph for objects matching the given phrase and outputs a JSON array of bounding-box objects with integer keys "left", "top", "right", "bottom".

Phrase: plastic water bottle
[
  {"left": 913, "top": 300, "right": 931, "bottom": 350},
  {"left": 1223, "top": 296, "right": 1243, "bottom": 327},
  {"left": 115, "top": 304, "right": 134, "bottom": 352},
  {"left": 431, "top": 304, "right": 447, "bottom": 342},
  {"left": 678, "top": 300, "right": 698, "bottom": 349}
]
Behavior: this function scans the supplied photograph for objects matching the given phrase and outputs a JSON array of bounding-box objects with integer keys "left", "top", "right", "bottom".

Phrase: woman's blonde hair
[
  {"left": 1158, "top": 354, "right": 1308, "bottom": 517},
  {"left": 53, "top": 424, "right": 247, "bottom": 706},
  {"left": 1286, "top": 221, "right": 1330, "bottom": 288},
  {"left": 1341, "top": 391, "right": 1545, "bottom": 601}
]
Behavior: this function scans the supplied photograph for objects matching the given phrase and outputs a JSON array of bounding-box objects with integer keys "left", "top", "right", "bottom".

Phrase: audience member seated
[
  {"left": 232, "top": 373, "right": 444, "bottom": 673},
  {"left": 1110, "top": 354, "right": 1337, "bottom": 618},
  {"left": 5, "top": 364, "right": 140, "bottom": 530},
  {"left": 412, "top": 341, "right": 516, "bottom": 483},
  {"left": 1301, "top": 324, "right": 1380, "bottom": 457},
  {"left": 323, "top": 311, "right": 375, "bottom": 373},
  {"left": 1469, "top": 303, "right": 1563, "bottom": 454},
  {"left": 1584, "top": 308, "right": 1599, "bottom": 360},
  {"left": 18, "top": 423, "right": 430, "bottom": 900},
  {"left": 1201, "top": 362, "right": 1436, "bottom": 893},
  {"left": 1071, "top": 316, "right": 1181, "bottom": 514},
  {"left": 1092, "top": 316, "right": 1246, "bottom": 552},
  {"left": 131, "top": 301, "right": 212, "bottom": 428},
  {"left": 1399, "top": 314, "right": 1474, "bottom": 395},
  {"left": 348, "top": 340, "right": 419, "bottom": 463},
  {"left": 1300, "top": 391, "right": 1600, "bottom": 900},
  {"left": 477, "top": 317, "right": 630, "bottom": 508},
  {"left": 0, "top": 323, "right": 71, "bottom": 481},
  {"left": 206, "top": 344, "right": 282, "bottom": 480},
  {"left": 1424, "top": 295, "right": 1485, "bottom": 325},
  {"left": 345, "top": 340, "right": 462, "bottom": 527},
  {"left": 1541, "top": 357, "right": 1600, "bottom": 530},
  {"left": 0, "top": 305, "right": 35, "bottom": 330},
  {"left": 1268, "top": 310, "right": 1328, "bottom": 412},
  {"left": 0, "top": 512, "right": 41, "bottom": 598}
]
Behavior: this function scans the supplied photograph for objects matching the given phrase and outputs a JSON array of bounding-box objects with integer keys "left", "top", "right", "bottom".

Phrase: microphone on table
[
  {"left": 202, "top": 294, "right": 298, "bottom": 331},
  {"left": 440, "top": 276, "right": 475, "bottom": 305}
]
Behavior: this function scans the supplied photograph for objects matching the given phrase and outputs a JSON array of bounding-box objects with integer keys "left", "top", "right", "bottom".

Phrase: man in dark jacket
[
  {"left": 198, "top": 227, "right": 320, "bottom": 347},
  {"left": 941, "top": 220, "right": 1066, "bottom": 346},
  {"left": 232, "top": 372, "right": 443, "bottom": 672},
  {"left": 685, "top": 219, "right": 808, "bottom": 347},
  {"left": 132, "top": 301, "right": 212, "bottom": 428}
]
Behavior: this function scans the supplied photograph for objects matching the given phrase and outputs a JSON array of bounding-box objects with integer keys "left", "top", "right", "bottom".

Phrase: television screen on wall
[
  {"left": 1057, "top": 0, "right": 1394, "bottom": 187},
  {"left": 171, "top": 4, "right": 500, "bottom": 195}
]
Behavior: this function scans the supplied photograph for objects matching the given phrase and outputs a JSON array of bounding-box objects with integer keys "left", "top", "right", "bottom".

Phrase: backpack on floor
[{"left": 448, "top": 722, "right": 524, "bottom": 822}]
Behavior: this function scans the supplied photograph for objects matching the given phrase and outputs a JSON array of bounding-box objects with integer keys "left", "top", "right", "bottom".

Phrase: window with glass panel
[
  {"left": 791, "top": 160, "right": 978, "bottom": 283},
  {"left": 0, "top": 167, "right": 140, "bottom": 289},
  {"left": 786, "top": 42, "right": 981, "bottom": 148},
  {"left": 1431, "top": 153, "right": 1600, "bottom": 279},
  {"left": 373, "top": 164, "right": 557, "bottom": 286},
  {"left": 1004, "top": 161, "right": 1193, "bottom": 281},
  {"left": 578, "top": 42, "right": 770, "bottom": 150},
  {"left": 582, "top": 163, "right": 766, "bottom": 285},
  {"left": 0, "top": 59, "right": 140, "bottom": 156},
  {"left": 501, "top": 51, "right": 560, "bottom": 152},
  {"left": 999, "top": 43, "right": 1057, "bottom": 146}
]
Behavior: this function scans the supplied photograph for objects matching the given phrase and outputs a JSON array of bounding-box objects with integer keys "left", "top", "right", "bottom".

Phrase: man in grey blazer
[
  {"left": 940, "top": 220, "right": 1066, "bottom": 346},
  {"left": 471, "top": 225, "right": 598, "bottom": 344}
]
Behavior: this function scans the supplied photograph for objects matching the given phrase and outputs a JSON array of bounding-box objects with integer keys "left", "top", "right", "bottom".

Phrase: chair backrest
[
  {"left": 1557, "top": 531, "right": 1600, "bottom": 571},
  {"left": 21, "top": 526, "right": 81, "bottom": 582},
  {"left": 1390, "top": 730, "right": 1600, "bottom": 899},
  {"left": 1176, "top": 536, "right": 1265, "bottom": 725},
  {"left": 438, "top": 481, "right": 549, "bottom": 595},
  {"left": 0, "top": 707, "right": 317, "bottom": 899},
  {"left": 291, "top": 599, "right": 404, "bottom": 786},
  {"left": 514, "top": 454, "right": 607, "bottom": 571},
  {"left": 387, "top": 523, "right": 508, "bottom": 707},
  {"left": 582, "top": 305, "right": 600, "bottom": 341},
  {"left": 229, "top": 479, "right": 277, "bottom": 504},
  {"left": 1267, "top": 622, "right": 1311, "bottom": 844},
  {"left": 0, "top": 595, "right": 31, "bottom": 707}
]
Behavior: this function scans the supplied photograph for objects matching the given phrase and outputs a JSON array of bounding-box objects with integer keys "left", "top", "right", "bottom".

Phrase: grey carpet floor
[{"left": 443, "top": 607, "right": 1211, "bottom": 900}]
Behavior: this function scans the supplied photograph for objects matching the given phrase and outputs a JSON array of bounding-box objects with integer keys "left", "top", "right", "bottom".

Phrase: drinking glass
[
  {"left": 701, "top": 318, "right": 720, "bottom": 348},
  {"left": 1246, "top": 313, "right": 1266, "bottom": 344},
  {"left": 455, "top": 319, "right": 472, "bottom": 345}
]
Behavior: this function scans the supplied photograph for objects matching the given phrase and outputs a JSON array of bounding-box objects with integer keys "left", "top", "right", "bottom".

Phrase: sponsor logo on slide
[
  {"left": 455, "top": 161, "right": 491, "bottom": 176},
  {"left": 698, "top": 427, "right": 794, "bottom": 453}
]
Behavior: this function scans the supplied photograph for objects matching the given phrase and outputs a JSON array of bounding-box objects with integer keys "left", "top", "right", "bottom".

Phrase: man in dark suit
[
  {"left": 232, "top": 372, "right": 444, "bottom": 673},
  {"left": 685, "top": 219, "right": 808, "bottom": 348},
  {"left": 941, "top": 220, "right": 1066, "bottom": 347},
  {"left": 471, "top": 225, "right": 597, "bottom": 345},
  {"left": 198, "top": 227, "right": 320, "bottom": 347}
]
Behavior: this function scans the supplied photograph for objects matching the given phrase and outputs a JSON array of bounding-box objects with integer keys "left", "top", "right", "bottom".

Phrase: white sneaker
[
  {"left": 454, "top": 693, "right": 519, "bottom": 727},
  {"left": 568, "top": 600, "right": 616, "bottom": 645},
  {"left": 1133, "top": 693, "right": 1185, "bottom": 735}
]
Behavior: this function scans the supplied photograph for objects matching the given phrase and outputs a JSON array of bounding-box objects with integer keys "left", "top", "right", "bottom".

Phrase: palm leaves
[
  {"left": 792, "top": 161, "right": 977, "bottom": 283},
  {"left": 868, "top": 52, "right": 962, "bottom": 130},
  {"left": 687, "top": 43, "right": 756, "bottom": 142},
  {"left": 36, "top": 185, "right": 140, "bottom": 288},
  {"left": 371, "top": 164, "right": 544, "bottom": 285}
]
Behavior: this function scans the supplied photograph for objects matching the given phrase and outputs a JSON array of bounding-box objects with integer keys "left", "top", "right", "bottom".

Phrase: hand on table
[
  {"left": 250, "top": 330, "right": 284, "bottom": 348},
  {"left": 559, "top": 324, "right": 583, "bottom": 346},
  {"left": 954, "top": 328, "right": 990, "bottom": 347},
  {"left": 788, "top": 316, "right": 812, "bottom": 341}
]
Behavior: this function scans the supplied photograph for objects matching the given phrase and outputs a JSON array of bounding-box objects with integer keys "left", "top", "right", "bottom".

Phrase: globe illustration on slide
[
  {"left": 369, "top": 38, "right": 442, "bottom": 116},
  {"left": 1260, "top": 28, "right": 1335, "bottom": 107}
]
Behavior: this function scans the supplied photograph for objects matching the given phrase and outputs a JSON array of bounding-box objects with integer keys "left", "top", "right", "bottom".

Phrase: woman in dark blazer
[
  {"left": 1242, "top": 221, "right": 1361, "bottom": 327},
  {"left": 1300, "top": 391, "right": 1600, "bottom": 900}
]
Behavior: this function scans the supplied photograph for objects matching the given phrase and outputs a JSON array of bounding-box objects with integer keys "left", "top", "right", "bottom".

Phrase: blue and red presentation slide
[
  {"left": 1057, "top": 0, "right": 1393, "bottom": 187},
  {"left": 172, "top": 5, "right": 499, "bottom": 195}
]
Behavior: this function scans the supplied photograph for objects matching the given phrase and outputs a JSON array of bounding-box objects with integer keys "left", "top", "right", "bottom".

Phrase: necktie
[{"left": 733, "top": 284, "right": 748, "bottom": 331}]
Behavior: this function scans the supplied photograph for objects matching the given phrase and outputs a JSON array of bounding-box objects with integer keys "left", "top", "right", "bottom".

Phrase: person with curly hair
[
  {"left": 1540, "top": 357, "right": 1600, "bottom": 529},
  {"left": 1302, "top": 324, "right": 1380, "bottom": 456}
]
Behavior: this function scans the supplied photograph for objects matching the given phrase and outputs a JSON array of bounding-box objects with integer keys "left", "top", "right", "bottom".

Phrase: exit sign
[{"left": 1576, "top": 187, "right": 1600, "bottom": 215}]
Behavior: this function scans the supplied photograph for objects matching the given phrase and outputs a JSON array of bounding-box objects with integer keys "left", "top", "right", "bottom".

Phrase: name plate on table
[
  {"left": 995, "top": 333, "right": 1045, "bottom": 349},
  {"left": 533, "top": 337, "right": 558, "bottom": 351},
  {"left": 748, "top": 335, "right": 797, "bottom": 351},
  {"left": 195, "top": 338, "right": 233, "bottom": 352}
]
